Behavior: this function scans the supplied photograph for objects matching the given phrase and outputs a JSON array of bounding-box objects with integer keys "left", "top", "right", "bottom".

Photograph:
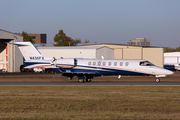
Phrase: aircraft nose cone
[{"left": 166, "top": 70, "right": 174, "bottom": 75}]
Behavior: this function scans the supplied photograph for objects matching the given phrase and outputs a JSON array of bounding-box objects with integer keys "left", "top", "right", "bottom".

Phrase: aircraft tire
[
  {"left": 86, "top": 78, "right": 91, "bottom": 82},
  {"left": 68, "top": 77, "right": 72, "bottom": 80},
  {"left": 88, "top": 78, "right": 91, "bottom": 82},
  {"left": 155, "top": 78, "right": 160, "bottom": 83},
  {"left": 78, "top": 79, "right": 84, "bottom": 83}
]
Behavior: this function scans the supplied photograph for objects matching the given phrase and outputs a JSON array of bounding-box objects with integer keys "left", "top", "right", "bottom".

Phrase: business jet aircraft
[{"left": 8, "top": 42, "right": 173, "bottom": 83}]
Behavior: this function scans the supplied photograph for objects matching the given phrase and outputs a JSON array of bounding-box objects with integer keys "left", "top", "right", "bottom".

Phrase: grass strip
[{"left": 0, "top": 86, "right": 180, "bottom": 119}]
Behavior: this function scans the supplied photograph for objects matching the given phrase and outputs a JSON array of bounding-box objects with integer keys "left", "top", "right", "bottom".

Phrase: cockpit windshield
[{"left": 140, "top": 61, "right": 154, "bottom": 66}]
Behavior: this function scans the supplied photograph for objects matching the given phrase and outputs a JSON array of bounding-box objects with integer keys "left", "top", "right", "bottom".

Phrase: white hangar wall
[
  {"left": 37, "top": 46, "right": 114, "bottom": 59},
  {"left": 164, "top": 52, "right": 180, "bottom": 64},
  {"left": 0, "top": 29, "right": 23, "bottom": 72}
]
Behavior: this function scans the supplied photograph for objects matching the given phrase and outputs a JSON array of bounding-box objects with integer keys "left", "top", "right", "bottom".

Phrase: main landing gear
[
  {"left": 78, "top": 76, "right": 92, "bottom": 83},
  {"left": 155, "top": 78, "right": 160, "bottom": 83}
]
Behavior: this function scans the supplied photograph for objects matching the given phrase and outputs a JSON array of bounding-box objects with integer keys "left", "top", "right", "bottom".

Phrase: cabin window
[
  {"left": 98, "top": 61, "right": 101, "bottom": 66},
  {"left": 88, "top": 62, "right": 91, "bottom": 65},
  {"left": 114, "top": 62, "right": 117, "bottom": 66},
  {"left": 125, "top": 62, "right": 129, "bottom": 66},
  {"left": 140, "top": 61, "right": 154, "bottom": 66},
  {"left": 120, "top": 62, "right": 123, "bottom": 66},
  {"left": 93, "top": 62, "right": 96, "bottom": 66},
  {"left": 108, "top": 62, "right": 111, "bottom": 66},
  {"left": 103, "top": 62, "right": 106, "bottom": 66}
]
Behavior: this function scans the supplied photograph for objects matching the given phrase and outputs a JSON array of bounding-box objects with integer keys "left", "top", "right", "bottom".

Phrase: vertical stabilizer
[{"left": 8, "top": 42, "right": 43, "bottom": 61}]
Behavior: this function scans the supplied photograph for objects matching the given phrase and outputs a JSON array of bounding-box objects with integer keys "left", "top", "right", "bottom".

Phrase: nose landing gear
[{"left": 155, "top": 78, "right": 160, "bottom": 83}]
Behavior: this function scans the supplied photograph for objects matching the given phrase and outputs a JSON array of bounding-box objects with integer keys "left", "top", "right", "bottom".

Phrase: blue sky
[{"left": 0, "top": 0, "right": 180, "bottom": 47}]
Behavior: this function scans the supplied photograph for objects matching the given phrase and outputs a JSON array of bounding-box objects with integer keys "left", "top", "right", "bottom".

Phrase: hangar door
[
  {"left": 0, "top": 40, "right": 8, "bottom": 72},
  {"left": 123, "top": 48, "right": 142, "bottom": 59}
]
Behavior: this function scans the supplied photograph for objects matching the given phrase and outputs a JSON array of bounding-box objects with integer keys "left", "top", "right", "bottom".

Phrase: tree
[
  {"left": 54, "top": 30, "right": 81, "bottom": 46},
  {"left": 164, "top": 47, "right": 180, "bottom": 52},
  {"left": 84, "top": 38, "right": 90, "bottom": 43},
  {"left": 176, "top": 46, "right": 180, "bottom": 52},
  {"left": 21, "top": 31, "right": 35, "bottom": 43},
  {"left": 73, "top": 38, "right": 81, "bottom": 46}
]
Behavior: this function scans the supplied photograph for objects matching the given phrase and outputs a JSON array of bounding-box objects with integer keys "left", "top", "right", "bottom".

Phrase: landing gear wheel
[
  {"left": 155, "top": 78, "right": 160, "bottom": 83},
  {"left": 86, "top": 78, "right": 91, "bottom": 82},
  {"left": 78, "top": 79, "right": 84, "bottom": 83},
  {"left": 2, "top": 68, "right": 6, "bottom": 73},
  {"left": 88, "top": 79, "right": 91, "bottom": 82}
]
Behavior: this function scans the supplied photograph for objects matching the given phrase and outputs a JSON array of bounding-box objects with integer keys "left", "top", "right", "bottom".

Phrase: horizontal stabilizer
[{"left": 8, "top": 42, "right": 31, "bottom": 46}]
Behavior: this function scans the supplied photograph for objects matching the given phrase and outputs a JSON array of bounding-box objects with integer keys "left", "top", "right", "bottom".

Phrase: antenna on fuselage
[
  {"left": 52, "top": 57, "right": 56, "bottom": 62},
  {"left": 101, "top": 56, "right": 104, "bottom": 59}
]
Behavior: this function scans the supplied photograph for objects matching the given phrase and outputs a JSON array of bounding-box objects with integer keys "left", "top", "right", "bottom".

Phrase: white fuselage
[{"left": 55, "top": 58, "right": 173, "bottom": 77}]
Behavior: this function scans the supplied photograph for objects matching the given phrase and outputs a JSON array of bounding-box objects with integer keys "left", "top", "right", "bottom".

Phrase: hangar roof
[
  {"left": 164, "top": 52, "right": 180, "bottom": 57},
  {"left": 37, "top": 46, "right": 113, "bottom": 50},
  {"left": 77, "top": 43, "right": 163, "bottom": 48},
  {"left": 0, "top": 29, "right": 23, "bottom": 40}
]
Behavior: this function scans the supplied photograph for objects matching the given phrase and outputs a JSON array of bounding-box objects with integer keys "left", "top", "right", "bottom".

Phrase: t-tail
[{"left": 8, "top": 42, "right": 50, "bottom": 61}]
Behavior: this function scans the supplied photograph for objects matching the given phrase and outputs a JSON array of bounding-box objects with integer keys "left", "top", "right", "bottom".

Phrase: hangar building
[
  {"left": 78, "top": 44, "right": 164, "bottom": 67},
  {"left": 37, "top": 46, "right": 114, "bottom": 59},
  {"left": 37, "top": 43, "right": 164, "bottom": 67},
  {"left": 0, "top": 29, "right": 23, "bottom": 72},
  {"left": 164, "top": 52, "right": 180, "bottom": 64}
]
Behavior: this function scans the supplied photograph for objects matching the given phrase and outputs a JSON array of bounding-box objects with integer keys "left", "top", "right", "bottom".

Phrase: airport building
[
  {"left": 0, "top": 29, "right": 23, "bottom": 72},
  {"left": 16, "top": 33, "right": 47, "bottom": 44},
  {"left": 164, "top": 52, "right": 180, "bottom": 64},
  {"left": 78, "top": 43, "right": 164, "bottom": 67},
  {"left": 37, "top": 46, "right": 114, "bottom": 59},
  {"left": 28, "top": 34, "right": 46, "bottom": 44},
  {"left": 127, "top": 38, "right": 151, "bottom": 46},
  {"left": 38, "top": 43, "right": 164, "bottom": 67},
  {"left": 164, "top": 52, "right": 180, "bottom": 71}
]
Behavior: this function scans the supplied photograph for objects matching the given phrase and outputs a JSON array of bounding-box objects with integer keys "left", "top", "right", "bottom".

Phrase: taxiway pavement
[
  {"left": 0, "top": 72, "right": 180, "bottom": 86},
  {"left": 0, "top": 81, "right": 180, "bottom": 86}
]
